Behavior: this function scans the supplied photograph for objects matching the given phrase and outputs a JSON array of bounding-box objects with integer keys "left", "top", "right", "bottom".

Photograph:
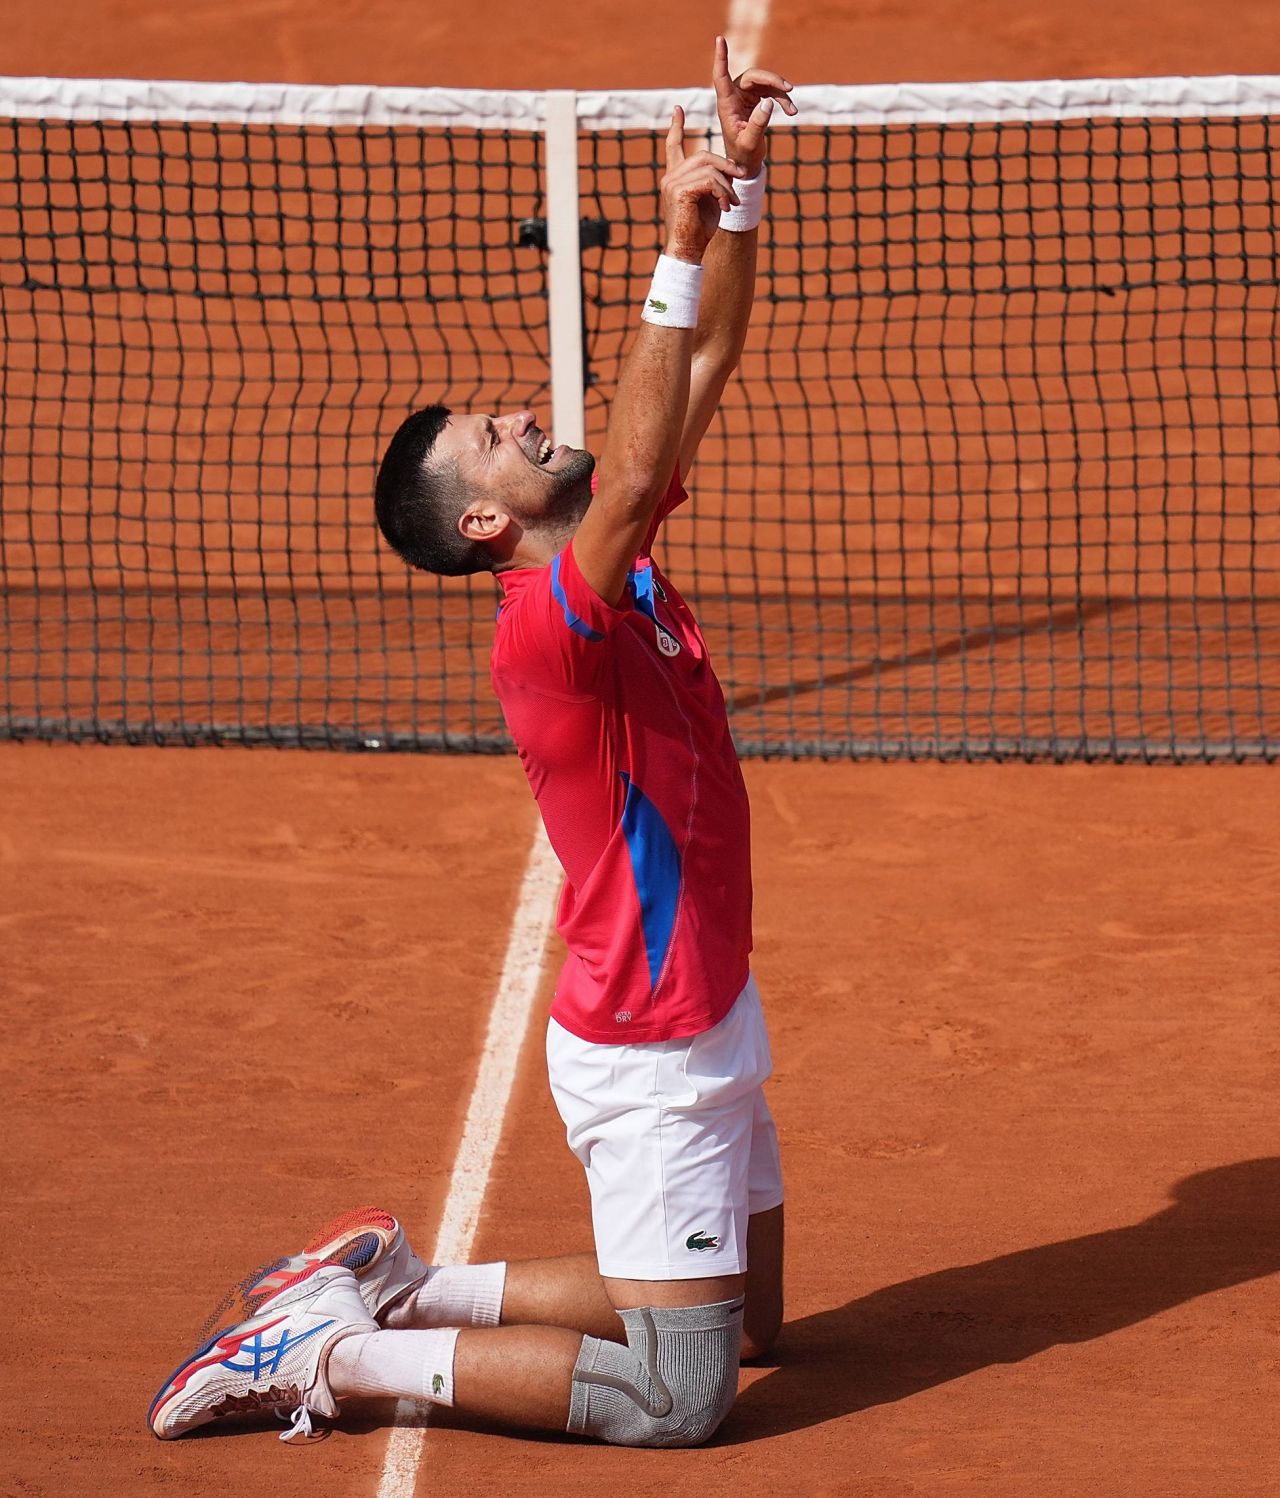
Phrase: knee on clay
[{"left": 568, "top": 1300, "right": 743, "bottom": 1448}]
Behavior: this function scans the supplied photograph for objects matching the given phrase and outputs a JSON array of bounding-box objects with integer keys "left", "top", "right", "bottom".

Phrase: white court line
[
  {"left": 375, "top": 821, "right": 562, "bottom": 1498},
  {"left": 725, "top": 0, "right": 772, "bottom": 73},
  {"left": 701, "top": 0, "right": 772, "bottom": 151}
]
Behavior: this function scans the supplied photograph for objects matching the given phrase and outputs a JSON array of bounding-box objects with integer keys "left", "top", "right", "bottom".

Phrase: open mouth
[{"left": 521, "top": 418, "right": 564, "bottom": 469}]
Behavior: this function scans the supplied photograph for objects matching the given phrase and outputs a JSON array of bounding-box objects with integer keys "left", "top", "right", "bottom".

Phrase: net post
[{"left": 544, "top": 90, "right": 585, "bottom": 450}]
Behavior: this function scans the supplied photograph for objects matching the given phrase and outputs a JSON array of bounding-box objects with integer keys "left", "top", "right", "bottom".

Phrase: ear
[{"left": 458, "top": 503, "right": 512, "bottom": 546}]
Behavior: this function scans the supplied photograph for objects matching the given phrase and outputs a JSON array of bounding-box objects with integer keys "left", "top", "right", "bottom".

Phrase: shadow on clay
[
  {"left": 726, "top": 595, "right": 1123, "bottom": 714},
  {"left": 725, "top": 1156, "right": 1280, "bottom": 1441}
]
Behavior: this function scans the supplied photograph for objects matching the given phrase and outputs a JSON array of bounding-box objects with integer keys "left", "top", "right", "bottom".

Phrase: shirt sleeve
[
  {"left": 496, "top": 538, "right": 629, "bottom": 694},
  {"left": 641, "top": 466, "right": 689, "bottom": 555}
]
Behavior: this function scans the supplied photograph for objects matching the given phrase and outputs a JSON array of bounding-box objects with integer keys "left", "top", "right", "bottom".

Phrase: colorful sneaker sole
[{"left": 245, "top": 1207, "right": 401, "bottom": 1312}]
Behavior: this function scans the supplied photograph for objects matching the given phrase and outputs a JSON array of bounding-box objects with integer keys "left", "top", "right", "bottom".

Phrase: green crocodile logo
[
  {"left": 431, "top": 1373, "right": 445, "bottom": 1396},
  {"left": 648, "top": 297, "right": 669, "bottom": 313},
  {"left": 686, "top": 1230, "right": 720, "bottom": 1252}
]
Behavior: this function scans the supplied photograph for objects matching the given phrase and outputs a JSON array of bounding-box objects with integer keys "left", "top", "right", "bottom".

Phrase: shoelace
[{"left": 279, "top": 1401, "right": 320, "bottom": 1443}]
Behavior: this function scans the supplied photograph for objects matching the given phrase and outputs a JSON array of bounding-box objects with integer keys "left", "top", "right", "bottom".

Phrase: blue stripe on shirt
[
  {"left": 618, "top": 772, "right": 681, "bottom": 990},
  {"left": 551, "top": 553, "right": 605, "bottom": 642}
]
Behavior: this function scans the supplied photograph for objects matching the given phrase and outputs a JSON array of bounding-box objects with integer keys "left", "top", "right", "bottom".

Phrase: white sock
[
  {"left": 328, "top": 1328, "right": 459, "bottom": 1406},
  {"left": 381, "top": 1261, "right": 507, "bottom": 1330}
]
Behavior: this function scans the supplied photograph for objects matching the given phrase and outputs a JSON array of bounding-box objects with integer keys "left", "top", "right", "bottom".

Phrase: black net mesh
[
  {"left": 1, "top": 115, "right": 545, "bottom": 748},
  {"left": 2, "top": 102, "right": 1277, "bottom": 758},
  {"left": 581, "top": 116, "right": 1280, "bottom": 760}
]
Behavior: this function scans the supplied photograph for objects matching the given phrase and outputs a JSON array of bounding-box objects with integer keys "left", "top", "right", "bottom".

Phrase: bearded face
[{"left": 509, "top": 443, "right": 596, "bottom": 532}]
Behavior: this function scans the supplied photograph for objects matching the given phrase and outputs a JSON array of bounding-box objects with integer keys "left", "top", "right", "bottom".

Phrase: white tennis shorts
[{"left": 545, "top": 974, "right": 784, "bottom": 1281}]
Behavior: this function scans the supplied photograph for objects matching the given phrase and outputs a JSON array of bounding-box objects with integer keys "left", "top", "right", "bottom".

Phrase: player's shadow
[{"left": 727, "top": 1157, "right": 1280, "bottom": 1442}]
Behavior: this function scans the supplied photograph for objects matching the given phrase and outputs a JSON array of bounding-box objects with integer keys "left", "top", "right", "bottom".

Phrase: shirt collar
[{"left": 495, "top": 562, "right": 543, "bottom": 596}]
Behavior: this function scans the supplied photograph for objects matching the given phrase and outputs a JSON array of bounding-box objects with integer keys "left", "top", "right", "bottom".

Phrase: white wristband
[
  {"left": 719, "top": 164, "right": 767, "bottom": 233},
  {"left": 641, "top": 254, "right": 704, "bottom": 328}
]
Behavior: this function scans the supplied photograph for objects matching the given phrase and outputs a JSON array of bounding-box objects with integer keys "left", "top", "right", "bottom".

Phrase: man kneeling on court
[{"left": 149, "top": 39, "right": 794, "bottom": 1449}]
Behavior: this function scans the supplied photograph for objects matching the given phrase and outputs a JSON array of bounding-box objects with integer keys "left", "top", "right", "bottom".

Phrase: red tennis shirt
[{"left": 490, "top": 470, "right": 752, "bottom": 1044}]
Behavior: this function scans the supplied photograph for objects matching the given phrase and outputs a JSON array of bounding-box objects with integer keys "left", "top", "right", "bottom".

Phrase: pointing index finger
[
  {"left": 712, "top": 34, "right": 731, "bottom": 95},
  {"left": 665, "top": 105, "right": 685, "bottom": 169}
]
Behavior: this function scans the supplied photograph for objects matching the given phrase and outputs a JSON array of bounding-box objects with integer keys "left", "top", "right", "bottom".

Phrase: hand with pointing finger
[
  {"left": 712, "top": 33, "right": 797, "bottom": 177},
  {"left": 660, "top": 106, "right": 747, "bottom": 264}
]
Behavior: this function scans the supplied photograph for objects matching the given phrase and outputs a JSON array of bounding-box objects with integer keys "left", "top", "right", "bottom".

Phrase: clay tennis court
[{"left": 3, "top": 3, "right": 1279, "bottom": 1496}]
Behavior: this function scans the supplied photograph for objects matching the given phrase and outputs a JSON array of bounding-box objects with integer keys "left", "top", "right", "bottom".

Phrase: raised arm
[
  {"left": 679, "top": 36, "right": 796, "bottom": 476},
  {"left": 572, "top": 111, "right": 745, "bottom": 607}
]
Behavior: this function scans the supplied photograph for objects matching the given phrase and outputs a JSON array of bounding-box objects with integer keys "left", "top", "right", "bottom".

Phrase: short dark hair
[{"left": 375, "top": 405, "right": 491, "bottom": 577}]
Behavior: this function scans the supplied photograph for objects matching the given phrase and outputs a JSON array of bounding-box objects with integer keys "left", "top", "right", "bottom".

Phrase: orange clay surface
[
  {"left": 4, "top": 3, "right": 1280, "bottom": 1496},
  {"left": 2, "top": 749, "right": 1278, "bottom": 1497}
]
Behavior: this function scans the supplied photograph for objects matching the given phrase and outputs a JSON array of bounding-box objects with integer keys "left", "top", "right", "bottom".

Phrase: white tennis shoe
[
  {"left": 244, "top": 1206, "right": 429, "bottom": 1323},
  {"left": 149, "top": 1263, "right": 375, "bottom": 1441}
]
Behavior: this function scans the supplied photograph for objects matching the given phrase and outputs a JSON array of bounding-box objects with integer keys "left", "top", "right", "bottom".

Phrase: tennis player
[{"left": 150, "top": 38, "right": 795, "bottom": 1448}]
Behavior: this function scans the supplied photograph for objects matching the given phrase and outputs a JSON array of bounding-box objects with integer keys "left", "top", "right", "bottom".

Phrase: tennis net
[{"left": 1, "top": 75, "right": 1276, "bottom": 759}]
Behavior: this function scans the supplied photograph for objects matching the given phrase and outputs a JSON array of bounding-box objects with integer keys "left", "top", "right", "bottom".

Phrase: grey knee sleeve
[{"left": 567, "top": 1296, "right": 743, "bottom": 1449}]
